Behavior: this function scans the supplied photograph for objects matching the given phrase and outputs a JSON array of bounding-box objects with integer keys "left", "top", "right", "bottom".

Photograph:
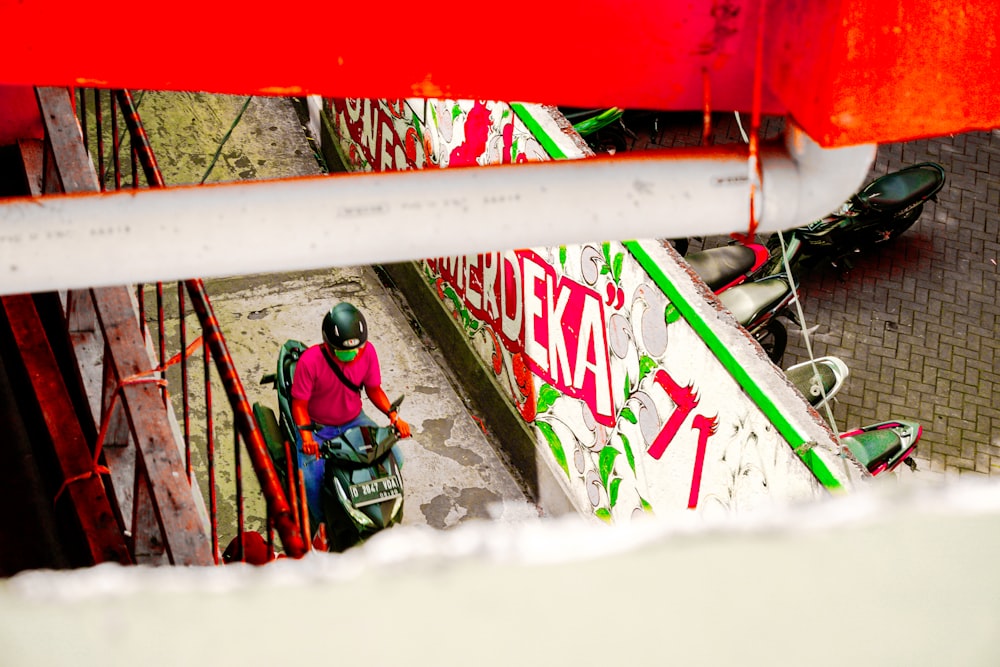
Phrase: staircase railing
[{"left": 37, "top": 86, "right": 307, "bottom": 563}]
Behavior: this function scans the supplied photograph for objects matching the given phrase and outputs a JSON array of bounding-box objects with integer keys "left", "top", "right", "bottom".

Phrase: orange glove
[
  {"left": 301, "top": 430, "right": 319, "bottom": 456},
  {"left": 390, "top": 412, "right": 412, "bottom": 438}
]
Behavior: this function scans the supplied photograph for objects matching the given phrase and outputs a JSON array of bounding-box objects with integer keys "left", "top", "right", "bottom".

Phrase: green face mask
[{"left": 334, "top": 347, "right": 360, "bottom": 362}]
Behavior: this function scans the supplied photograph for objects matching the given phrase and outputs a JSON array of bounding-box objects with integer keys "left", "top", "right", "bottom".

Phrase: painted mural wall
[
  {"left": 326, "top": 98, "right": 853, "bottom": 522},
  {"left": 328, "top": 98, "right": 555, "bottom": 172}
]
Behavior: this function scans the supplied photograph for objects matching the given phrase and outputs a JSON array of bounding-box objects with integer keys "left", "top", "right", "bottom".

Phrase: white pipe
[{"left": 0, "top": 124, "right": 874, "bottom": 294}]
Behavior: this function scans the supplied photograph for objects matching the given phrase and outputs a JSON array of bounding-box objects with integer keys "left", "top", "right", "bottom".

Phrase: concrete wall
[{"left": 321, "top": 97, "right": 864, "bottom": 520}]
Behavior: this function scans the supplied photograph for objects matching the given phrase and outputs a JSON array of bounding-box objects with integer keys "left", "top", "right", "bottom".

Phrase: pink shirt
[{"left": 291, "top": 343, "right": 381, "bottom": 426}]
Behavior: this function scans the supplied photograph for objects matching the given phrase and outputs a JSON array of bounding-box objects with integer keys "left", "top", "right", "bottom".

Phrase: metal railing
[{"left": 36, "top": 86, "right": 307, "bottom": 563}]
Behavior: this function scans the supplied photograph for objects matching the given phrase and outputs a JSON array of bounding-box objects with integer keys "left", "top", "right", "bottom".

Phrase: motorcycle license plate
[{"left": 348, "top": 475, "right": 402, "bottom": 508}]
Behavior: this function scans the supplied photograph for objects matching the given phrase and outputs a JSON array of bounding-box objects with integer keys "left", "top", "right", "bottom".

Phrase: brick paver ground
[
  {"left": 782, "top": 131, "right": 1000, "bottom": 480},
  {"left": 635, "top": 113, "right": 1000, "bottom": 481}
]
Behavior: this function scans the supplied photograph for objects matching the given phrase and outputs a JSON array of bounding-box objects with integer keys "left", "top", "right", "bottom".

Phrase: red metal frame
[
  {"left": 2, "top": 1, "right": 999, "bottom": 147},
  {"left": 0, "top": 294, "right": 132, "bottom": 566}
]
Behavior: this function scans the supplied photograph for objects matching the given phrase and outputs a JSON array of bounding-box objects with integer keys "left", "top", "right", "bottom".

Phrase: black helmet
[{"left": 322, "top": 302, "right": 368, "bottom": 351}]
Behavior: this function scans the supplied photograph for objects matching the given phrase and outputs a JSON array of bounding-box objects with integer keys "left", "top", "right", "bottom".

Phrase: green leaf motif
[
  {"left": 442, "top": 284, "right": 463, "bottom": 316},
  {"left": 609, "top": 478, "right": 622, "bottom": 508},
  {"left": 536, "top": 420, "right": 569, "bottom": 478},
  {"left": 443, "top": 284, "right": 479, "bottom": 333},
  {"left": 612, "top": 252, "right": 624, "bottom": 283},
  {"left": 623, "top": 371, "right": 631, "bottom": 404},
  {"left": 619, "top": 407, "right": 637, "bottom": 425},
  {"left": 559, "top": 245, "right": 567, "bottom": 269},
  {"left": 598, "top": 445, "right": 619, "bottom": 489},
  {"left": 639, "top": 496, "right": 654, "bottom": 514},
  {"left": 664, "top": 303, "right": 681, "bottom": 324},
  {"left": 536, "top": 383, "right": 560, "bottom": 415},
  {"left": 594, "top": 507, "right": 613, "bottom": 524},
  {"left": 639, "top": 356, "right": 658, "bottom": 385},
  {"left": 621, "top": 433, "right": 635, "bottom": 473},
  {"left": 451, "top": 105, "right": 463, "bottom": 121},
  {"left": 602, "top": 241, "right": 611, "bottom": 265}
]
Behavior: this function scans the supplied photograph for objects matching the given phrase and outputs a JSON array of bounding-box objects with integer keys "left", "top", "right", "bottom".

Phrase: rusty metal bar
[
  {"left": 77, "top": 88, "right": 88, "bottom": 157},
  {"left": 204, "top": 333, "right": 219, "bottom": 564},
  {"left": 95, "top": 90, "right": 105, "bottom": 191},
  {"left": 234, "top": 429, "right": 244, "bottom": 561},
  {"left": 114, "top": 89, "right": 164, "bottom": 187},
  {"left": 0, "top": 294, "right": 132, "bottom": 566},
  {"left": 111, "top": 92, "right": 122, "bottom": 191},
  {"left": 179, "top": 284, "right": 192, "bottom": 482},
  {"left": 156, "top": 282, "right": 166, "bottom": 405},
  {"left": 136, "top": 284, "right": 146, "bottom": 341}
]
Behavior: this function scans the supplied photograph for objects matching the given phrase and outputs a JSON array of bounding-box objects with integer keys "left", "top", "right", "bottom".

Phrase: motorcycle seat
[
  {"left": 842, "top": 430, "right": 902, "bottom": 474},
  {"left": 279, "top": 343, "right": 303, "bottom": 392},
  {"left": 858, "top": 162, "right": 945, "bottom": 210},
  {"left": 685, "top": 244, "right": 759, "bottom": 292},
  {"left": 718, "top": 275, "right": 791, "bottom": 327},
  {"left": 785, "top": 356, "right": 848, "bottom": 409}
]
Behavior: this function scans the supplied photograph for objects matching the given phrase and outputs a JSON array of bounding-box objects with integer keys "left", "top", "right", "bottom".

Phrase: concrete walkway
[{"left": 136, "top": 92, "right": 539, "bottom": 536}]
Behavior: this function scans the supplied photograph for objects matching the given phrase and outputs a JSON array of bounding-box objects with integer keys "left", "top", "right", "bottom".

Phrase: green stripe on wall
[
  {"left": 624, "top": 240, "right": 843, "bottom": 491},
  {"left": 510, "top": 103, "right": 569, "bottom": 160}
]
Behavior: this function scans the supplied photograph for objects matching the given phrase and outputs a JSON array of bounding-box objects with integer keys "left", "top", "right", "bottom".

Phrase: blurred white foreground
[{"left": 2, "top": 479, "right": 999, "bottom": 666}]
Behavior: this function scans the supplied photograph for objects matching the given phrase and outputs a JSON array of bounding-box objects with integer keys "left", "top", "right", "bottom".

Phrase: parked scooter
[
  {"left": 785, "top": 356, "right": 849, "bottom": 411},
  {"left": 252, "top": 340, "right": 405, "bottom": 552},
  {"left": 839, "top": 420, "right": 921, "bottom": 475},
  {"left": 561, "top": 107, "right": 628, "bottom": 154},
  {"left": 717, "top": 272, "right": 798, "bottom": 364},
  {"left": 684, "top": 240, "right": 771, "bottom": 294},
  {"left": 756, "top": 162, "right": 946, "bottom": 278},
  {"left": 784, "top": 356, "right": 920, "bottom": 476}
]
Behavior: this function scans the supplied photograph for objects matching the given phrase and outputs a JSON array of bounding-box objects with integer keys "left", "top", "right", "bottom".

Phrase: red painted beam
[
  {"left": 0, "top": 294, "right": 132, "bottom": 566},
  {"left": 1, "top": 1, "right": 998, "bottom": 146},
  {"left": 766, "top": 0, "right": 1000, "bottom": 147}
]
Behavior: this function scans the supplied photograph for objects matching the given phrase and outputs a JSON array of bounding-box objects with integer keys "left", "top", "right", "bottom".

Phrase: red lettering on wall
[
  {"left": 647, "top": 370, "right": 699, "bottom": 460},
  {"left": 648, "top": 369, "right": 720, "bottom": 509},
  {"left": 431, "top": 250, "right": 615, "bottom": 427},
  {"left": 331, "top": 98, "right": 419, "bottom": 171},
  {"left": 687, "top": 414, "right": 719, "bottom": 509}
]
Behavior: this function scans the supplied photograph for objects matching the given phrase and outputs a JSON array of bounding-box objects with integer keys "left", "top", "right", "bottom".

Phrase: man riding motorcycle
[{"left": 291, "top": 302, "right": 412, "bottom": 520}]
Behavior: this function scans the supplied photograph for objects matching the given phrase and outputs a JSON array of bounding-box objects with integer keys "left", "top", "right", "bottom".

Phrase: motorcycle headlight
[{"left": 333, "top": 478, "right": 376, "bottom": 529}]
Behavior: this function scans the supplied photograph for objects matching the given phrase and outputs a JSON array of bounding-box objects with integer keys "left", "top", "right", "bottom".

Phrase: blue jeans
[{"left": 296, "top": 411, "right": 377, "bottom": 524}]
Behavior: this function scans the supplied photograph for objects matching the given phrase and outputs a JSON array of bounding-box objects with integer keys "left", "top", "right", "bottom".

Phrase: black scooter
[
  {"left": 717, "top": 272, "right": 798, "bottom": 364},
  {"left": 757, "top": 161, "right": 946, "bottom": 277}
]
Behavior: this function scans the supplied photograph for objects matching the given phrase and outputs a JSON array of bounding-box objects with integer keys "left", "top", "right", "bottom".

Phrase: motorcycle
[
  {"left": 684, "top": 240, "right": 771, "bottom": 294},
  {"left": 756, "top": 161, "right": 946, "bottom": 278},
  {"left": 252, "top": 340, "right": 405, "bottom": 552},
  {"left": 717, "top": 272, "right": 799, "bottom": 364},
  {"left": 560, "top": 106, "right": 628, "bottom": 154},
  {"left": 785, "top": 356, "right": 849, "bottom": 411},
  {"left": 784, "top": 357, "right": 920, "bottom": 476},
  {"left": 839, "top": 420, "right": 921, "bottom": 475}
]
